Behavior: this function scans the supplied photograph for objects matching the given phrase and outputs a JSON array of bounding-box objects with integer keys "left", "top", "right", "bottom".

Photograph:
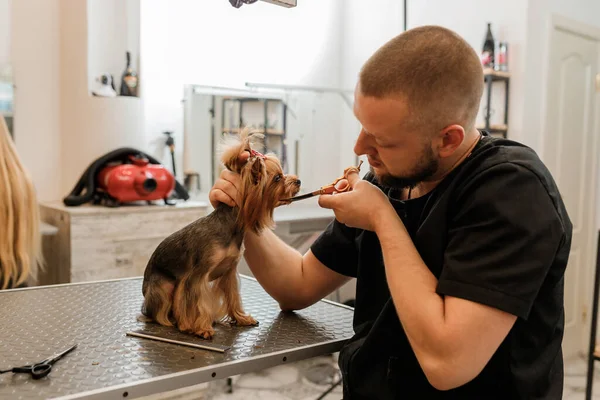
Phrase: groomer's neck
[{"left": 413, "top": 128, "right": 481, "bottom": 198}]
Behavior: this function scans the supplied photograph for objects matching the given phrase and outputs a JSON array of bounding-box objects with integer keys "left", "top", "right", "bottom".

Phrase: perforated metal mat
[{"left": 0, "top": 276, "right": 354, "bottom": 400}]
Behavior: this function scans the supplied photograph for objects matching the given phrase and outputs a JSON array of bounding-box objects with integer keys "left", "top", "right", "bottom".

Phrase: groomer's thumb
[{"left": 346, "top": 170, "right": 361, "bottom": 188}]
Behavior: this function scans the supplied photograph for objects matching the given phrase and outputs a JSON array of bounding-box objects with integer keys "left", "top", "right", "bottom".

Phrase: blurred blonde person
[{"left": 0, "top": 116, "right": 43, "bottom": 289}]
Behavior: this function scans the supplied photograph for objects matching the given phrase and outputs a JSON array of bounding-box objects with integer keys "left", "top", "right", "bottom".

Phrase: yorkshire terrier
[{"left": 140, "top": 129, "right": 301, "bottom": 339}]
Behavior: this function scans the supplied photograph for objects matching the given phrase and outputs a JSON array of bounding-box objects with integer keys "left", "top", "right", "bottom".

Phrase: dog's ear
[
  {"left": 238, "top": 158, "right": 268, "bottom": 233},
  {"left": 250, "top": 157, "right": 264, "bottom": 185}
]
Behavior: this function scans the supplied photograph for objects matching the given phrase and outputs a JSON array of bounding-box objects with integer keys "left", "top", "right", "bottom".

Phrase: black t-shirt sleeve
[
  {"left": 436, "top": 161, "right": 566, "bottom": 320},
  {"left": 310, "top": 172, "right": 381, "bottom": 278},
  {"left": 310, "top": 219, "right": 359, "bottom": 278},
  {"left": 310, "top": 172, "right": 381, "bottom": 277}
]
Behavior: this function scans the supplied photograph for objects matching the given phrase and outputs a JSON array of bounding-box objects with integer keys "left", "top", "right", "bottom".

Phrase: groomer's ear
[{"left": 437, "top": 124, "right": 465, "bottom": 159}]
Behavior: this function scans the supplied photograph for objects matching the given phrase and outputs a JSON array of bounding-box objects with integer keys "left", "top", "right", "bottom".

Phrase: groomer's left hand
[{"left": 318, "top": 171, "right": 393, "bottom": 232}]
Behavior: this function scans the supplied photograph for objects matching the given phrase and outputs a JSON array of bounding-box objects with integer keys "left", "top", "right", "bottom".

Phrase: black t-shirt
[{"left": 311, "top": 132, "right": 572, "bottom": 399}]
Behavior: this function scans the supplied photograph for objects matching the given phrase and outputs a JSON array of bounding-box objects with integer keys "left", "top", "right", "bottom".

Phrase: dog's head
[{"left": 219, "top": 128, "right": 301, "bottom": 233}]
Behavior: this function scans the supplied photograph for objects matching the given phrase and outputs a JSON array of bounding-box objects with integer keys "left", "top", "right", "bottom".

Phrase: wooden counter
[{"left": 39, "top": 200, "right": 210, "bottom": 285}]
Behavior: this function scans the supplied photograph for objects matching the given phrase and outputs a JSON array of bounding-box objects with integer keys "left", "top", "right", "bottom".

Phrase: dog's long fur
[{"left": 140, "top": 129, "right": 301, "bottom": 339}]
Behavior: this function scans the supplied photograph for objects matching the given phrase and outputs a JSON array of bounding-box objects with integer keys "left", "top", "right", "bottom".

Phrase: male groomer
[{"left": 210, "top": 25, "right": 572, "bottom": 399}]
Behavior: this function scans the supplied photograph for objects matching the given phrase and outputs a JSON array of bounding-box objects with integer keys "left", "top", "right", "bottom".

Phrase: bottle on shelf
[
  {"left": 120, "top": 51, "right": 138, "bottom": 97},
  {"left": 481, "top": 23, "right": 495, "bottom": 69},
  {"left": 497, "top": 42, "right": 508, "bottom": 72}
]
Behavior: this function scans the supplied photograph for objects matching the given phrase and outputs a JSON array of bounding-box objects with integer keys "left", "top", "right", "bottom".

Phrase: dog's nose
[{"left": 295, "top": 179, "right": 301, "bottom": 186}]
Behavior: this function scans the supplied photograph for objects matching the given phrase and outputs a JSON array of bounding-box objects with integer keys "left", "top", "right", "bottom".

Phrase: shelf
[
  {"left": 218, "top": 95, "right": 288, "bottom": 175},
  {"left": 89, "top": 89, "right": 140, "bottom": 100},
  {"left": 222, "top": 128, "right": 284, "bottom": 135},
  {"left": 483, "top": 68, "right": 510, "bottom": 81},
  {"left": 89, "top": 94, "right": 140, "bottom": 100},
  {"left": 223, "top": 96, "right": 281, "bottom": 102},
  {"left": 477, "top": 123, "right": 507, "bottom": 132}
]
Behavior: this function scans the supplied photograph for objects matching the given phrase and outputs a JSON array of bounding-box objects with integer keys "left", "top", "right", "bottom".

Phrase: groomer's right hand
[{"left": 208, "top": 151, "right": 250, "bottom": 208}]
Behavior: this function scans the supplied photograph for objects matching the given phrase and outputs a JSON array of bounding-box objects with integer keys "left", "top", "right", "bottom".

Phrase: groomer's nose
[{"left": 354, "top": 129, "right": 370, "bottom": 156}]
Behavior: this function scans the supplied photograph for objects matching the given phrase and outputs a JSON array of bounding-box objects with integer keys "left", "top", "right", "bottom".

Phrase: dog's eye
[{"left": 274, "top": 175, "right": 282, "bottom": 183}]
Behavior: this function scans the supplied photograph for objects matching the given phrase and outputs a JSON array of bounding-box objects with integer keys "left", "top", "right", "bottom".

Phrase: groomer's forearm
[
  {"left": 374, "top": 211, "right": 450, "bottom": 365},
  {"left": 242, "top": 229, "right": 305, "bottom": 307}
]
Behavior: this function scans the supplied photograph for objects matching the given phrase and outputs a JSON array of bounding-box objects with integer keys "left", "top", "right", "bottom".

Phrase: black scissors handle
[
  {"left": 4, "top": 344, "right": 77, "bottom": 380},
  {"left": 10, "top": 364, "right": 52, "bottom": 379},
  {"left": 31, "top": 363, "right": 53, "bottom": 379}
]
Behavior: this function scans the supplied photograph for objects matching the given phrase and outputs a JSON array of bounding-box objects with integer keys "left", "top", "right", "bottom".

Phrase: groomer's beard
[{"left": 371, "top": 144, "right": 439, "bottom": 190}]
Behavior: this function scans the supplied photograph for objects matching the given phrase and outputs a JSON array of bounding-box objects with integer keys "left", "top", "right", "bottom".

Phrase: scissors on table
[
  {"left": 0, "top": 344, "right": 77, "bottom": 380},
  {"left": 283, "top": 160, "right": 363, "bottom": 202}
]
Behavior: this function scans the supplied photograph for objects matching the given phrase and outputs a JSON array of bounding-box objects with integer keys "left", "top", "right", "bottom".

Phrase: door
[{"left": 543, "top": 22, "right": 600, "bottom": 358}]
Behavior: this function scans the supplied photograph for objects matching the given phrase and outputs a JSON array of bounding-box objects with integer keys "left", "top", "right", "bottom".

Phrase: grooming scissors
[
  {"left": 0, "top": 344, "right": 77, "bottom": 380},
  {"left": 283, "top": 160, "right": 363, "bottom": 202}
]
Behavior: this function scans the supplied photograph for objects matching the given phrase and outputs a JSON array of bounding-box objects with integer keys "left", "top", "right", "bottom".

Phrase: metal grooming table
[{"left": 0, "top": 276, "right": 354, "bottom": 400}]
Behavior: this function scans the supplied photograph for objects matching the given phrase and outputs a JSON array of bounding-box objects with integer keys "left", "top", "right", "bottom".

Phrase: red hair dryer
[{"left": 97, "top": 155, "right": 176, "bottom": 204}]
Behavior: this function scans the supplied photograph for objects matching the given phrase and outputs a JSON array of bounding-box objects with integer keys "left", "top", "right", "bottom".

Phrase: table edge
[
  {"left": 0, "top": 276, "right": 143, "bottom": 293},
  {"left": 52, "top": 337, "right": 348, "bottom": 400}
]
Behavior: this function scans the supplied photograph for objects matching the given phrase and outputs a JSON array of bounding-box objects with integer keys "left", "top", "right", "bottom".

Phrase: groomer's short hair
[{"left": 359, "top": 25, "right": 484, "bottom": 134}]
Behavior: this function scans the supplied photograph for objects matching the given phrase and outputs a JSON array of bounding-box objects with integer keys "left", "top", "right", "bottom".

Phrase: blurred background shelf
[
  {"left": 221, "top": 96, "right": 288, "bottom": 171},
  {"left": 481, "top": 68, "right": 510, "bottom": 138},
  {"left": 483, "top": 67, "right": 511, "bottom": 80},
  {"left": 222, "top": 128, "right": 285, "bottom": 135},
  {"left": 476, "top": 123, "right": 508, "bottom": 136}
]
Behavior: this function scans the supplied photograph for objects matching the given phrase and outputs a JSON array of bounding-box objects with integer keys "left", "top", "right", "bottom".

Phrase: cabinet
[
  {"left": 39, "top": 201, "right": 209, "bottom": 285},
  {"left": 221, "top": 96, "right": 288, "bottom": 172}
]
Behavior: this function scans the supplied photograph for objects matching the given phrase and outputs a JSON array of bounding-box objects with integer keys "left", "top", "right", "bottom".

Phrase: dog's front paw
[
  {"left": 195, "top": 328, "right": 215, "bottom": 340},
  {"left": 231, "top": 313, "right": 259, "bottom": 327}
]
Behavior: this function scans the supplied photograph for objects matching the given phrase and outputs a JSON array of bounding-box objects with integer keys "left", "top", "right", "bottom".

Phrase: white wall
[
  {"left": 11, "top": 0, "right": 62, "bottom": 202},
  {"left": 87, "top": 0, "right": 140, "bottom": 96},
  {"left": 340, "top": 0, "right": 404, "bottom": 91},
  {"left": 407, "top": 0, "right": 528, "bottom": 146},
  {"left": 0, "top": 0, "right": 10, "bottom": 66},
  {"left": 339, "top": 0, "right": 405, "bottom": 172},
  {"left": 522, "top": 0, "right": 600, "bottom": 229},
  {"left": 141, "top": 0, "right": 345, "bottom": 190},
  {"left": 548, "top": 0, "right": 600, "bottom": 33},
  {"left": 9, "top": 0, "right": 143, "bottom": 202},
  {"left": 523, "top": 0, "right": 600, "bottom": 153},
  {"left": 59, "top": 0, "right": 145, "bottom": 200}
]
